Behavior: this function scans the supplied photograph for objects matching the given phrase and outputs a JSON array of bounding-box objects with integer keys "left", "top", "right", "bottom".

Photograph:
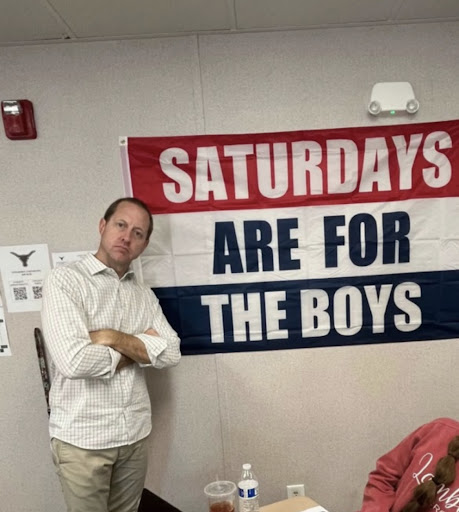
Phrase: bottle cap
[{"left": 243, "top": 463, "right": 251, "bottom": 470}]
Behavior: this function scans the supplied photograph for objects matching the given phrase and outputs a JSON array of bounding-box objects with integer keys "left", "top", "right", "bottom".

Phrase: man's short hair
[{"left": 103, "top": 198, "right": 153, "bottom": 240}]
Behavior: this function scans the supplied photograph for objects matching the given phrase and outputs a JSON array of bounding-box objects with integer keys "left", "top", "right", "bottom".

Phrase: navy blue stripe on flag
[{"left": 153, "top": 270, "right": 459, "bottom": 355}]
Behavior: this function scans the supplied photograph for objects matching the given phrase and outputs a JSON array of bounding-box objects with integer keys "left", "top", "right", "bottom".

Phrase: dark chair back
[
  {"left": 138, "top": 488, "right": 183, "bottom": 512},
  {"left": 34, "top": 327, "right": 51, "bottom": 416}
]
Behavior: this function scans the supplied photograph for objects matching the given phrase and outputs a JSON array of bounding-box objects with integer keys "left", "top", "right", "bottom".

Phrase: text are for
[{"left": 213, "top": 211, "right": 410, "bottom": 274}]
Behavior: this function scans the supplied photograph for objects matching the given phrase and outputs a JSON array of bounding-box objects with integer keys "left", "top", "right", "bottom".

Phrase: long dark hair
[{"left": 401, "top": 436, "right": 459, "bottom": 512}]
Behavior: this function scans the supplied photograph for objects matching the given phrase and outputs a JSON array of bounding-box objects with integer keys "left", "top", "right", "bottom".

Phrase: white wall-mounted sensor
[{"left": 368, "top": 82, "right": 419, "bottom": 116}]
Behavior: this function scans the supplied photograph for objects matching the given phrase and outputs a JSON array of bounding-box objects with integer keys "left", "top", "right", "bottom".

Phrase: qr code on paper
[
  {"left": 13, "top": 286, "right": 28, "bottom": 301},
  {"left": 32, "top": 286, "right": 43, "bottom": 299}
]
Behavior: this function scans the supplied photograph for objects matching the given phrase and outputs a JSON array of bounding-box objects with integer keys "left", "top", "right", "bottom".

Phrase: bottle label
[{"left": 239, "top": 487, "right": 258, "bottom": 498}]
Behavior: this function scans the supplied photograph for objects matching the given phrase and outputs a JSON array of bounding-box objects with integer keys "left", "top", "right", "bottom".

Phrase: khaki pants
[{"left": 50, "top": 437, "right": 149, "bottom": 512}]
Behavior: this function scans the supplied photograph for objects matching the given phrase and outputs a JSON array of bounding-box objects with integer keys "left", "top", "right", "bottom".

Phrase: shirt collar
[{"left": 82, "top": 253, "right": 136, "bottom": 280}]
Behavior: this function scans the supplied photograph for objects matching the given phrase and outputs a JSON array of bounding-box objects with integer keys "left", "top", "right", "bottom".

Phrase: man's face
[{"left": 97, "top": 201, "right": 150, "bottom": 272}]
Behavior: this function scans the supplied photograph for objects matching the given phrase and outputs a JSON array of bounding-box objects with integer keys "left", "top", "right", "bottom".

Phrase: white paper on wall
[
  {"left": 51, "top": 250, "right": 94, "bottom": 268},
  {"left": 0, "top": 244, "right": 51, "bottom": 313},
  {"left": 0, "top": 290, "right": 12, "bottom": 356}
]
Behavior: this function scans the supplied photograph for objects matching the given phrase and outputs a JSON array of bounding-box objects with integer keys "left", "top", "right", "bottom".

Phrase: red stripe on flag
[{"left": 126, "top": 119, "right": 459, "bottom": 214}]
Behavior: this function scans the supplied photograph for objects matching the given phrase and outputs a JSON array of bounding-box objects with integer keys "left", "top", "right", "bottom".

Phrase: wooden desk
[{"left": 260, "top": 496, "right": 321, "bottom": 512}]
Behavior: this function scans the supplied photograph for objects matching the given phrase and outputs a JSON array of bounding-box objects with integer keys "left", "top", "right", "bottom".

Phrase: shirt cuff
[
  {"left": 108, "top": 347, "right": 123, "bottom": 376},
  {"left": 134, "top": 333, "right": 167, "bottom": 367}
]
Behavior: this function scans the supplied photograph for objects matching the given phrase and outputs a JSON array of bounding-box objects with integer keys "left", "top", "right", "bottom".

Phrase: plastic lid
[
  {"left": 204, "top": 480, "right": 236, "bottom": 497},
  {"left": 243, "top": 463, "right": 252, "bottom": 470}
]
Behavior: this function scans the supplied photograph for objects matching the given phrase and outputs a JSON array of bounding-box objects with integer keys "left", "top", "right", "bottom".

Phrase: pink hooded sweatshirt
[{"left": 360, "top": 417, "right": 459, "bottom": 512}]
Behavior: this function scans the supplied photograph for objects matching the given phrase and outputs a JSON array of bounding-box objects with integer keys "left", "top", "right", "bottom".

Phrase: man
[{"left": 41, "top": 197, "right": 181, "bottom": 512}]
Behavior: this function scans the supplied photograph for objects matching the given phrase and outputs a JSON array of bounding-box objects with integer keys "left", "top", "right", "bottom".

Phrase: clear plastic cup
[{"left": 204, "top": 480, "right": 237, "bottom": 512}]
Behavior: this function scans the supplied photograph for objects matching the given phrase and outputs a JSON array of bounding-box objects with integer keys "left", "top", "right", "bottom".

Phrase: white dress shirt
[{"left": 41, "top": 253, "right": 181, "bottom": 449}]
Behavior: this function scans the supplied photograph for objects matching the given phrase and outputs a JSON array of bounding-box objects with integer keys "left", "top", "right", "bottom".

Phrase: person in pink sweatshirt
[{"left": 359, "top": 417, "right": 459, "bottom": 512}]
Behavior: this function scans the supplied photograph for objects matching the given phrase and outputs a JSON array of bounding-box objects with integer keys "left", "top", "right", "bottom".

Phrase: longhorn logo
[{"left": 10, "top": 250, "right": 36, "bottom": 267}]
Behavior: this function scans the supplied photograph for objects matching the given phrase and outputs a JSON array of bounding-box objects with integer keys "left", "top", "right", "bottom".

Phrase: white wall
[{"left": 0, "top": 21, "right": 458, "bottom": 512}]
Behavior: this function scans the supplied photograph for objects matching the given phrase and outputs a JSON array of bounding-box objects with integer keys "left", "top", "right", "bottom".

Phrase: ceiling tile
[
  {"left": 235, "top": 0, "right": 399, "bottom": 29},
  {"left": 48, "top": 0, "right": 232, "bottom": 37},
  {"left": 1, "top": 0, "right": 458, "bottom": 46},
  {"left": 395, "top": 0, "right": 459, "bottom": 20},
  {"left": 0, "top": 0, "right": 67, "bottom": 42}
]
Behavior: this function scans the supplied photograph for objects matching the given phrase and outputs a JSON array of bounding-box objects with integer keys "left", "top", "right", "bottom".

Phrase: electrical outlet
[{"left": 287, "top": 484, "right": 305, "bottom": 498}]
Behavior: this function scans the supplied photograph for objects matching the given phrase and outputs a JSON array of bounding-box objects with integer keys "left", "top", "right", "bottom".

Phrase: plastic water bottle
[{"left": 238, "top": 463, "right": 259, "bottom": 512}]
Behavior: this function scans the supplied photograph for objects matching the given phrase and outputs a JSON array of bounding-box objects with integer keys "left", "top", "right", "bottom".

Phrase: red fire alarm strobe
[{"left": 1, "top": 99, "right": 37, "bottom": 140}]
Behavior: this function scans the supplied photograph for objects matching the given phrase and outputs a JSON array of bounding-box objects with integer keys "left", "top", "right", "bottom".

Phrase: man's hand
[
  {"left": 116, "top": 354, "right": 135, "bottom": 371},
  {"left": 90, "top": 328, "right": 158, "bottom": 346},
  {"left": 89, "top": 328, "right": 152, "bottom": 364},
  {"left": 89, "top": 329, "right": 120, "bottom": 347}
]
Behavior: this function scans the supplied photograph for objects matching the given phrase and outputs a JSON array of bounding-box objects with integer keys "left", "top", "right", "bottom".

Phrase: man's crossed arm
[{"left": 90, "top": 328, "right": 159, "bottom": 370}]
